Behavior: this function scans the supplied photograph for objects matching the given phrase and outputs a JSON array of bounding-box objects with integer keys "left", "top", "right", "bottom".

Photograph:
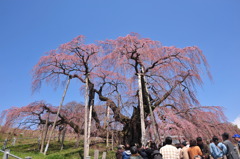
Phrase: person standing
[
  {"left": 188, "top": 139, "right": 202, "bottom": 159},
  {"left": 232, "top": 134, "right": 240, "bottom": 154},
  {"left": 209, "top": 136, "right": 227, "bottom": 159},
  {"left": 145, "top": 142, "right": 162, "bottom": 159},
  {"left": 160, "top": 136, "right": 180, "bottom": 159},
  {"left": 123, "top": 144, "right": 132, "bottom": 159},
  {"left": 197, "top": 137, "right": 210, "bottom": 159},
  {"left": 116, "top": 145, "right": 124, "bottom": 159},
  {"left": 130, "top": 146, "right": 143, "bottom": 159},
  {"left": 222, "top": 132, "right": 240, "bottom": 159},
  {"left": 181, "top": 141, "right": 189, "bottom": 159}
]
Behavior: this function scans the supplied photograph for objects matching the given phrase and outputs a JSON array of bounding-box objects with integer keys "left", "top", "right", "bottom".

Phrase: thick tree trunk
[
  {"left": 95, "top": 75, "right": 157, "bottom": 145},
  {"left": 122, "top": 107, "right": 142, "bottom": 145}
]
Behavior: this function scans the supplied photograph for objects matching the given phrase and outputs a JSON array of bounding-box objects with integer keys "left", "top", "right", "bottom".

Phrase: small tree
[{"left": 0, "top": 101, "right": 88, "bottom": 151}]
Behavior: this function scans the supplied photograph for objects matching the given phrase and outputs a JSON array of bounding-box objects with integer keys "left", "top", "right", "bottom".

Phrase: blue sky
[{"left": 1, "top": 0, "right": 240, "bottom": 125}]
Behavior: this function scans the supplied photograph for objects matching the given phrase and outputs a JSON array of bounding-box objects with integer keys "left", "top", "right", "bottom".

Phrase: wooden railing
[{"left": 0, "top": 149, "right": 31, "bottom": 159}]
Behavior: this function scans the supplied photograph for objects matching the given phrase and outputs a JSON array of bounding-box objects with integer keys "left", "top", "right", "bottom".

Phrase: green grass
[{"left": 0, "top": 140, "right": 116, "bottom": 159}]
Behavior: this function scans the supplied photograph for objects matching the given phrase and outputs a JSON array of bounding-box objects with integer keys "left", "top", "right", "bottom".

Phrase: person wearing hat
[{"left": 232, "top": 134, "right": 240, "bottom": 155}]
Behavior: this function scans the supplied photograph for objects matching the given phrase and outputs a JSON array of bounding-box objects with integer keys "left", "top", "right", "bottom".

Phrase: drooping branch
[{"left": 153, "top": 71, "right": 190, "bottom": 108}]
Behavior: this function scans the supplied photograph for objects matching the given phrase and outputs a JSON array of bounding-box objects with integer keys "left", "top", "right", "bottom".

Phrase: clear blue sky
[{"left": 1, "top": 0, "right": 240, "bottom": 125}]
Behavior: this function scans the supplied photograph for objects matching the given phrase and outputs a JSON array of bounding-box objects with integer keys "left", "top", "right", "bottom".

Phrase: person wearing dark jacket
[
  {"left": 138, "top": 147, "right": 149, "bottom": 159},
  {"left": 130, "top": 146, "right": 143, "bottom": 159},
  {"left": 196, "top": 137, "right": 210, "bottom": 159},
  {"left": 222, "top": 132, "right": 240, "bottom": 159},
  {"left": 146, "top": 142, "right": 162, "bottom": 159},
  {"left": 151, "top": 150, "right": 162, "bottom": 159}
]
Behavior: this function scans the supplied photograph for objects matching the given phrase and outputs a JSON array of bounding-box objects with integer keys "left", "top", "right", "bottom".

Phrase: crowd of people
[{"left": 116, "top": 132, "right": 240, "bottom": 159}]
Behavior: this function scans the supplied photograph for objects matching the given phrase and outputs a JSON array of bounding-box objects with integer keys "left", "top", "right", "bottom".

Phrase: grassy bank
[{"left": 0, "top": 141, "right": 116, "bottom": 159}]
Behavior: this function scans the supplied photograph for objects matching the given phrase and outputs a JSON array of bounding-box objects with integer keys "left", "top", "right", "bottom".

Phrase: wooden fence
[{"left": 0, "top": 149, "right": 31, "bottom": 159}]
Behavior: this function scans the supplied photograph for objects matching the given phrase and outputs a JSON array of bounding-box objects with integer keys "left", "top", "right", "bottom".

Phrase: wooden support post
[
  {"left": 143, "top": 72, "right": 160, "bottom": 145},
  {"left": 138, "top": 72, "right": 146, "bottom": 146},
  {"left": 84, "top": 76, "right": 89, "bottom": 159},
  {"left": 94, "top": 150, "right": 99, "bottom": 159},
  {"left": 2, "top": 139, "right": 8, "bottom": 150},
  {"left": 11, "top": 137, "right": 16, "bottom": 146},
  {"left": 102, "top": 152, "right": 106, "bottom": 159},
  {"left": 43, "top": 77, "right": 71, "bottom": 155},
  {"left": 3, "top": 149, "right": 10, "bottom": 159},
  {"left": 106, "top": 106, "right": 110, "bottom": 148}
]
